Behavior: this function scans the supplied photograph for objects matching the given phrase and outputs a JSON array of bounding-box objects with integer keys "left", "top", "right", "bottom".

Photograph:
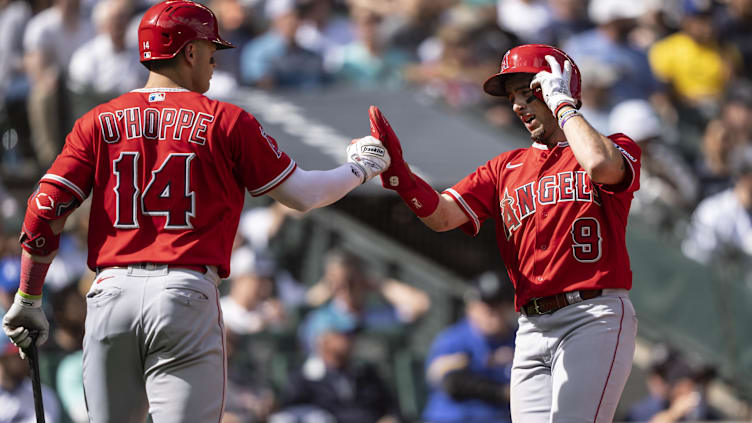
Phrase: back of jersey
[{"left": 44, "top": 88, "right": 296, "bottom": 278}]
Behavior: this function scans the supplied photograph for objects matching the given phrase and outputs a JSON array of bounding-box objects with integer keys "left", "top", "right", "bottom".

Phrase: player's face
[
  {"left": 189, "top": 40, "right": 217, "bottom": 94},
  {"left": 505, "top": 74, "right": 557, "bottom": 144}
]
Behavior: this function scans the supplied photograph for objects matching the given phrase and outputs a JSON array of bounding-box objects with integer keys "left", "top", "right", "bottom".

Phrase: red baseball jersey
[
  {"left": 43, "top": 88, "right": 296, "bottom": 278},
  {"left": 444, "top": 134, "right": 641, "bottom": 310}
]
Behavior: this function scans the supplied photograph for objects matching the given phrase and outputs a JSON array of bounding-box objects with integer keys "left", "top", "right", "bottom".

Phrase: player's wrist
[
  {"left": 395, "top": 173, "right": 440, "bottom": 218},
  {"left": 14, "top": 291, "right": 42, "bottom": 308},
  {"left": 18, "top": 253, "right": 49, "bottom": 298},
  {"left": 557, "top": 108, "right": 580, "bottom": 129}
]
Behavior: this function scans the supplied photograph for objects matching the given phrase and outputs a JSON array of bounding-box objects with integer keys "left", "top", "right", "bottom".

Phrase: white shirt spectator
[
  {"left": 23, "top": 7, "right": 94, "bottom": 70},
  {"left": 497, "top": 0, "right": 552, "bottom": 44},
  {"left": 0, "top": 379, "right": 61, "bottom": 423},
  {"left": 67, "top": 34, "right": 145, "bottom": 94},
  {"left": 0, "top": 0, "right": 31, "bottom": 98},
  {"left": 682, "top": 188, "right": 752, "bottom": 264}
]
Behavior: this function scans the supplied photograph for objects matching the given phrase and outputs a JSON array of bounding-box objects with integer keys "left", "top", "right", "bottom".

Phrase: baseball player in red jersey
[
  {"left": 371, "top": 44, "right": 640, "bottom": 422},
  {"left": 1, "top": 1, "right": 389, "bottom": 422}
]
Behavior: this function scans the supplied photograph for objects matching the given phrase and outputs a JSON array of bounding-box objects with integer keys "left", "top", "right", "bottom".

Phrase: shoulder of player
[
  {"left": 488, "top": 148, "right": 527, "bottom": 168},
  {"left": 606, "top": 132, "right": 641, "bottom": 161}
]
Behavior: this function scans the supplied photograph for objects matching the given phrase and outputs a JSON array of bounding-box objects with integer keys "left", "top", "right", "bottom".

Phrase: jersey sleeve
[
  {"left": 230, "top": 111, "right": 296, "bottom": 196},
  {"left": 443, "top": 159, "right": 501, "bottom": 236},
  {"left": 42, "top": 114, "right": 96, "bottom": 201},
  {"left": 595, "top": 133, "right": 642, "bottom": 195}
]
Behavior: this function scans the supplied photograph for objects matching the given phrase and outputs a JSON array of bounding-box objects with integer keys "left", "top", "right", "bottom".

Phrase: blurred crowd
[{"left": 2, "top": 0, "right": 752, "bottom": 421}]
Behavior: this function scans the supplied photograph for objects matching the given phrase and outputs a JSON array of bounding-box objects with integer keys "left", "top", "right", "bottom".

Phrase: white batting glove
[
  {"left": 346, "top": 135, "right": 391, "bottom": 184},
  {"left": 2, "top": 292, "right": 49, "bottom": 359},
  {"left": 530, "top": 55, "right": 577, "bottom": 116}
]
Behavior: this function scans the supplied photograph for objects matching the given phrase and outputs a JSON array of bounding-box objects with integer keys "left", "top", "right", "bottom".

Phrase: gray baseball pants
[
  {"left": 82, "top": 265, "right": 225, "bottom": 423},
  {"left": 510, "top": 289, "right": 637, "bottom": 423}
]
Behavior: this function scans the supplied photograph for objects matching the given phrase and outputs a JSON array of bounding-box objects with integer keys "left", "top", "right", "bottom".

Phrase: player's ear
[{"left": 182, "top": 42, "right": 197, "bottom": 65}]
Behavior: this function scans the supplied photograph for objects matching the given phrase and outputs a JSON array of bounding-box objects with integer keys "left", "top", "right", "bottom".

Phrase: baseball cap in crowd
[
  {"left": 608, "top": 99, "right": 662, "bottom": 142},
  {"left": 588, "top": 0, "right": 647, "bottom": 24},
  {"left": 229, "top": 246, "right": 276, "bottom": 279},
  {"left": 464, "top": 271, "right": 514, "bottom": 306},
  {"left": 681, "top": 0, "right": 714, "bottom": 17}
]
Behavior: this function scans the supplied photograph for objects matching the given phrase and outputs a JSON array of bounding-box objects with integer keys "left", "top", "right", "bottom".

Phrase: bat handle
[{"left": 24, "top": 331, "right": 46, "bottom": 423}]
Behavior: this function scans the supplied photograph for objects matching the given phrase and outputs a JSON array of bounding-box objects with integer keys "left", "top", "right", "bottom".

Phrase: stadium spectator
[
  {"left": 208, "top": 0, "right": 256, "bottom": 80},
  {"left": 422, "top": 271, "right": 516, "bottom": 423},
  {"left": 0, "top": 0, "right": 32, "bottom": 142},
  {"left": 239, "top": 0, "right": 327, "bottom": 89},
  {"left": 648, "top": 0, "right": 742, "bottom": 126},
  {"left": 295, "top": 0, "right": 354, "bottom": 62},
  {"left": 300, "top": 248, "right": 429, "bottom": 350},
  {"left": 377, "top": 0, "right": 455, "bottom": 59},
  {"left": 56, "top": 349, "right": 86, "bottom": 422},
  {"left": 714, "top": 0, "right": 752, "bottom": 75},
  {"left": 577, "top": 58, "right": 619, "bottom": 133},
  {"left": 221, "top": 247, "right": 288, "bottom": 335},
  {"left": 495, "top": 0, "right": 552, "bottom": 44},
  {"left": 223, "top": 329, "right": 277, "bottom": 423},
  {"left": 270, "top": 322, "right": 401, "bottom": 423},
  {"left": 67, "top": 0, "right": 146, "bottom": 116},
  {"left": 325, "top": 4, "right": 410, "bottom": 88},
  {"left": 694, "top": 119, "right": 739, "bottom": 200},
  {"left": 538, "top": 0, "right": 593, "bottom": 47},
  {"left": 609, "top": 99, "right": 699, "bottom": 227},
  {"left": 682, "top": 160, "right": 752, "bottom": 265},
  {"left": 0, "top": 333, "right": 61, "bottom": 422},
  {"left": 719, "top": 79, "right": 752, "bottom": 146},
  {"left": 405, "top": 5, "right": 514, "bottom": 111},
  {"left": 626, "top": 345, "right": 724, "bottom": 422},
  {"left": 563, "top": 0, "right": 661, "bottom": 103},
  {"left": 23, "top": 0, "right": 94, "bottom": 167}
]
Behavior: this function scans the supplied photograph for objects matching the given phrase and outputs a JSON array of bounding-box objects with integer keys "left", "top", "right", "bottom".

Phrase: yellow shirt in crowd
[{"left": 648, "top": 32, "right": 738, "bottom": 103}]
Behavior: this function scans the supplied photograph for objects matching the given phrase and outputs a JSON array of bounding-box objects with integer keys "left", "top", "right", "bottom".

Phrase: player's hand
[
  {"left": 368, "top": 105, "right": 413, "bottom": 191},
  {"left": 530, "top": 55, "right": 576, "bottom": 117},
  {"left": 346, "top": 135, "right": 391, "bottom": 184},
  {"left": 2, "top": 292, "right": 49, "bottom": 359}
]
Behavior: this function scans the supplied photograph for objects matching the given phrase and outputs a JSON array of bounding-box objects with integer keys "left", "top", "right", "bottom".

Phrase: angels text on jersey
[{"left": 501, "top": 170, "right": 602, "bottom": 240}]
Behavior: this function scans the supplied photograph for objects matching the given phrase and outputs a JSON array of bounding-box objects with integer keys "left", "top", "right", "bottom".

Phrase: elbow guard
[{"left": 19, "top": 182, "right": 80, "bottom": 256}]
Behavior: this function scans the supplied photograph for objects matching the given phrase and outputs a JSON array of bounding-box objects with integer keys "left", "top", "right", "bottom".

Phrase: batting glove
[
  {"left": 346, "top": 135, "right": 391, "bottom": 184},
  {"left": 530, "top": 55, "right": 577, "bottom": 117},
  {"left": 369, "top": 106, "right": 415, "bottom": 190},
  {"left": 2, "top": 292, "right": 49, "bottom": 359},
  {"left": 369, "top": 105, "right": 440, "bottom": 217}
]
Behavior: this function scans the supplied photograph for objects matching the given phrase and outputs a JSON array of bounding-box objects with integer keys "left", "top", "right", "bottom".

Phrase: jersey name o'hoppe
[
  {"left": 97, "top": 107, "right": 215, "bottom": 145},
  {"left": 500, "top": 170, "right": 601, "bottom": 239}
]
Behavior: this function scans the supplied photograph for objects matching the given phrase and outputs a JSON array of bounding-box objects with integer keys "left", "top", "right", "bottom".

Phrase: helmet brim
[{"left": 483, "top": 66, "right": 543, "bottom": 97}]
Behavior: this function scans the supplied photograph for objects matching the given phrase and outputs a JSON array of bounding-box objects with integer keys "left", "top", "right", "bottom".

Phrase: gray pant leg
[
  {"left": 510, "top": 291, "right": 637, "bottom": 423},
  {"left": 83, "top": 274, "right": 149, "bottom": 423},
  {"left": 142, "top": 272, "right": 225, "bottom": 423},
  {"left": 551, "top": 295, "right": 637, "bottom": 423},
  {"left": 510, "top": 318, "right": 553, "bottom": 423}
]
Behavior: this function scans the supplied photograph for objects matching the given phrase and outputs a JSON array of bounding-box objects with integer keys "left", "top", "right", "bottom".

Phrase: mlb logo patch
[
  {"left": 148, "top": 92, "right": 165, "bottom": 102},
  {"left": 143, "top": 51, "right": 151, "bottom": 59}
]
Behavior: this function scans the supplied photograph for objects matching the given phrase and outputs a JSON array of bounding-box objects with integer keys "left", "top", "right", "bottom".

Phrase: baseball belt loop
[
  {"left": 565, "top": 290, "right": 583, "bottom": 305},
  {"left": 532, "top": 297, "right": 542, "bottom": 314}
]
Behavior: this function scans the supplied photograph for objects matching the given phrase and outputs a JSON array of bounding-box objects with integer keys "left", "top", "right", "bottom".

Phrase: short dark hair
[{"left": 142, "top": 55, "right": 179, "bottom": 71}]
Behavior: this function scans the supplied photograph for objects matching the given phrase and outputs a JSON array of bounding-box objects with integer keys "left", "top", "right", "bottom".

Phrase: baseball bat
[{"left": 23, "top": 332, "right": 46, "bottom": 423}]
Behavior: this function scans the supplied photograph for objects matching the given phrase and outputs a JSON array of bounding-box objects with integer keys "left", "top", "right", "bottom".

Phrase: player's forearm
[
  {"left": 268, "top": 165, "right": 361, "bottom": 212},
  {"left": 19, "top": 216, "right": 66, "bottom": 296},
  {"left": 560, "top": 110, "right": 625, "bottom": 185},
  {"left": 420, "top": 193, "right": 468, "bottom": 232}
]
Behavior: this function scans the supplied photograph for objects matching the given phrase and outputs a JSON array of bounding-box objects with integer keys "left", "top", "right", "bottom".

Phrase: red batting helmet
[
  {"left": 138, "top": 0, "right": 234, "bottom": 63},
  {"left": 483, "top": 44, "right": 582, "bottom": 108}
]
